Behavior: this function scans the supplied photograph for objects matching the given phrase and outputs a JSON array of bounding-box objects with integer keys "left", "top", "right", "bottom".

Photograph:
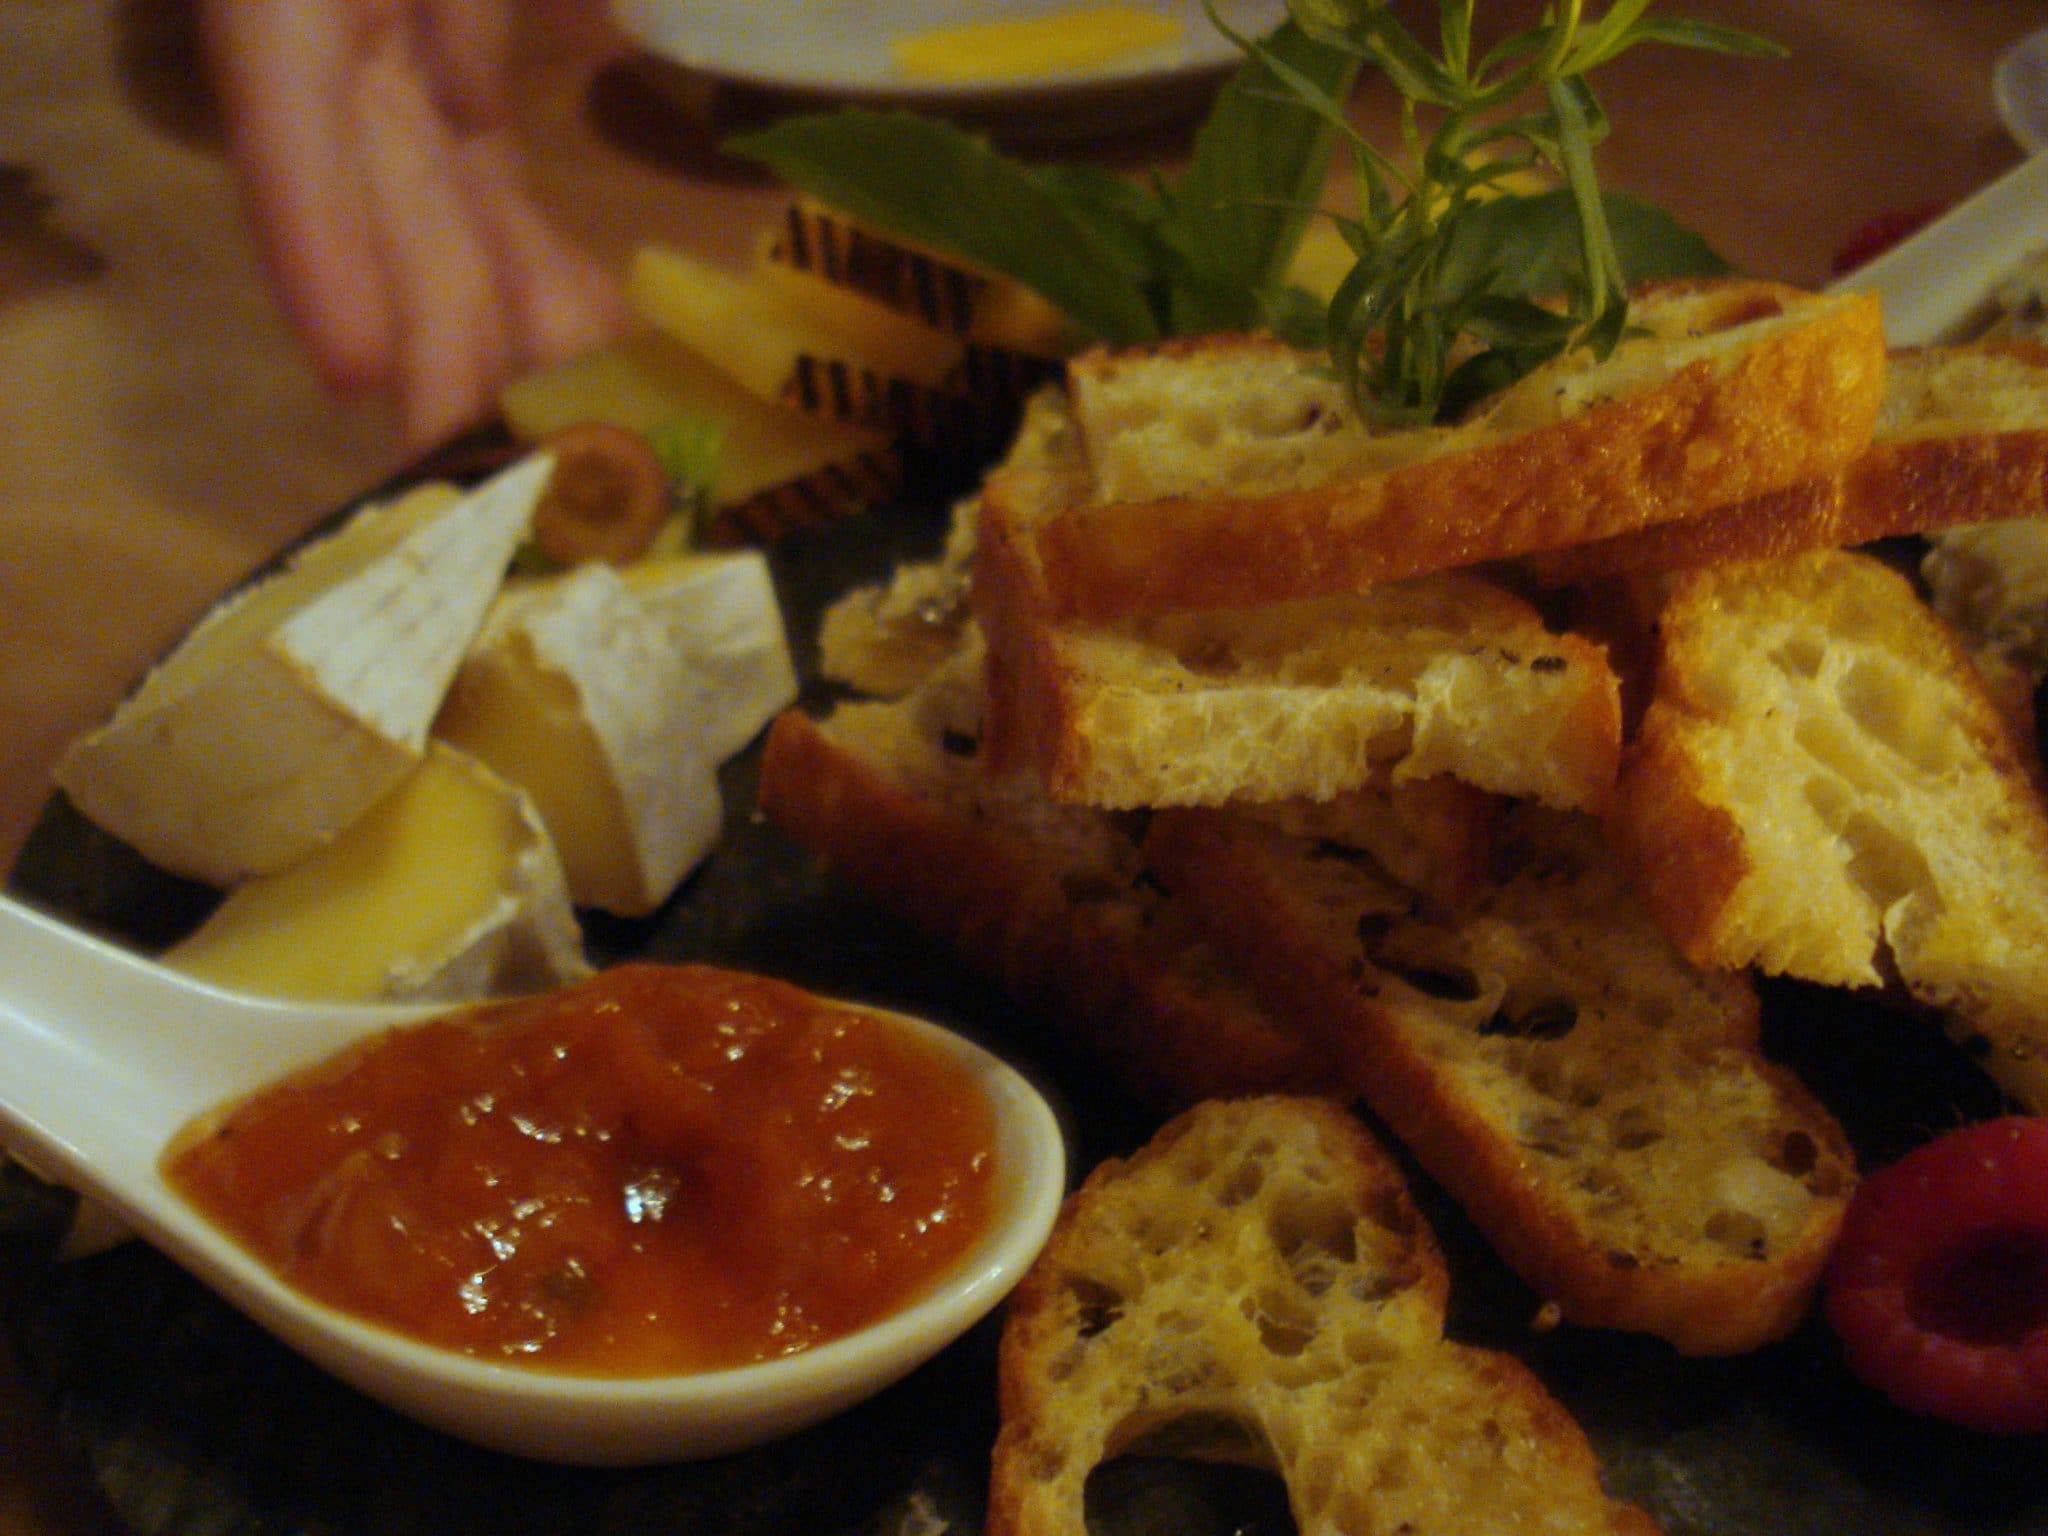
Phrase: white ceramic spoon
[{"left": 0, "top": 893, "right": 1067, "bottom": 1465}]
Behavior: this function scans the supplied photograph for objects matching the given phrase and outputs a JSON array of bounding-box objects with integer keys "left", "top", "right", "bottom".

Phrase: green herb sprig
[
  {"left": 726, "top": 4, "right": 1770, "bottom": 427},
  {"left": 726, "top": 21, "right": 1358, "bottom": 348},
  {"left": 1220, "top": 0, "right": 1783, "bottom": 420}
]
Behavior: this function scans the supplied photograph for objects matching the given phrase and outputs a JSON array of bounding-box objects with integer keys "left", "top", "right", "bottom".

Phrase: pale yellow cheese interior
[
  {"left": 499, "top": 332, "right": 888, "bottom": 507},
  {"left": 165, "top": 744, "right": 548, "bottom": 1000},
  {"left": 629, "top": 244, "right": 964, "bottom": 400},
  {"left": 746, "top": 258, "right": 969, "bottom": 384},
  {"left": 434, "top": 632, "right": 640, "bottom": 915}
]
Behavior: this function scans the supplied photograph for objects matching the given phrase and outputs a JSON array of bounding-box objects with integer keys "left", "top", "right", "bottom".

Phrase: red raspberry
[
  {"left": 1828, "top": 203, "right": 1946, "bottom": 276},
  {"left": 1824, "top": 1117, "right": 2048, "bottom": 1435}
]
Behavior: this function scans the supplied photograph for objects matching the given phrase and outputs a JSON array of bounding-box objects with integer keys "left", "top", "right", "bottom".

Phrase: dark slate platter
[{"left": 5, "top": 451, "right": 2045, "bottom": 1536}]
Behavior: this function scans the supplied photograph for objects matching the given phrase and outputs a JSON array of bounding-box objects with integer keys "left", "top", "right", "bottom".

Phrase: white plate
[
  {"left": 1993, "top": 27, "right": 2048, "bottom": 155},
  {"left": 1829, "top": 150, "right": 2048, "bottom": 345},
  {"left": 611, "top": 0, "right": 1288, "bottom": 141}
]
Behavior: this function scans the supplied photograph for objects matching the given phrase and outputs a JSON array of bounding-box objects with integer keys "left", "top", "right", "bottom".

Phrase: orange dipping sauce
[{"left": 163, "top": 965, "right": 1000, "bottom": 1375}]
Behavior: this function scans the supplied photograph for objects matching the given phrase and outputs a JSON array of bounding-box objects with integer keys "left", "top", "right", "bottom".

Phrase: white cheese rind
[
  {"left": 165, "top": 741, "right": 588, "bottom": 1003},
  {"left": 438, "top": 550, "right": 796, "bottom": 916},
  {"left": 54, "top": 457, "right": 551, "bottom": 884},
  {"left": 623, "top": 548, "right": 799, "bottom": 762}
]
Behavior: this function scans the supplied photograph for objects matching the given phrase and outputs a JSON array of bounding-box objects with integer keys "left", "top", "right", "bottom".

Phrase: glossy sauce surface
[{"left": 163, "top": 965, "right": 1000, "bottom": 1374}]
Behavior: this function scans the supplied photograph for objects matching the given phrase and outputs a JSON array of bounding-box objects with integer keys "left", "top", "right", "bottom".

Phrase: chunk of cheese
[
  {"left": 628, "top": 244, "right": 965, "bottom": 403},
  {"left": 165, "top": 742, "right": 589, "bottom": 1002},
  {"left": 499, "top": 331, "right": 892, "bottom": 510},
  {"left": 54, "top": 457, "right": 549, "bottom": 885},
  {"left": 619, "top": 550, "right": 800, "bottom": 762},
  {"left": 435, "top": 550, "right": 796, "bottom": 916},
  {"left": 763, "top": 199, "right": 1074, "bottom": 358}
]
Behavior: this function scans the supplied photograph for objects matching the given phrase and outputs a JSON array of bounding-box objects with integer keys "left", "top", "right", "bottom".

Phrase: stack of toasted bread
[{"left": 758, "top": 273, "right": 2048, "bottom": 1524}]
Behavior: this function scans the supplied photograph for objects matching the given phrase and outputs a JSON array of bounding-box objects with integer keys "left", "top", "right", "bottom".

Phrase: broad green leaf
[
  {"left": 1435, "top": 189, "right": 1730, "bottom": 303},
  {"left": 1170, "top": 20, "right": 1359, "bottom": 325},
  {"left": 726, "top": 110, "right": 1163, "bottom": 344}
]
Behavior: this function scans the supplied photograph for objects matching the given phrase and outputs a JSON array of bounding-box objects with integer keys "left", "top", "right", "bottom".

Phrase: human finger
[
  {"left": 199, "top": 0, "right": 400, "bottom": 395},
  {"left": 415, "top": 0, "right": 512, "bottom": 131},
  {"left": 451, "top": 132, "right": 629, "bottom": 372},
  {"left": 353, "top": 25, "right": 515, "bottom": 447}
]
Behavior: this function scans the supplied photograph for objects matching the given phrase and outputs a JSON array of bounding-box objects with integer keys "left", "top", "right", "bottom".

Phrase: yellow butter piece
[
  {"left": 165, "top": 743, "right": 588, "bottom": 1002},
  {"left": 893, "top": 5, "right": 1183, "bottom": 83}
]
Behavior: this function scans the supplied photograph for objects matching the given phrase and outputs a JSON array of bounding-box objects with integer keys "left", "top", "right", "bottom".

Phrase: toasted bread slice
[
  {"left": 988, "top": 1096, "right": 1661, "bottom": 1536},
  {"left": 1032, "top": 280, "right": 1885, "bottom": 621},
  {"left": 1143, "top": 805, "right": 1855, "bottom": 1355},
  {"left": 1234, "top": 777, "right": 1502, "bottom": 912},
  {"left": 817, "top": 385, "right": 1077, "bottom": 697},
  {"left": 1525, "top": 340, "right": 2048, "bottom": 586},
  {"left": 1614, "top": 548, "right": 2048, "bottom": 1112},
  {"left": 975, "top": 396, "right": 1624, "bottom": 812},
  {"left": 816, "top": 494, "right": 981, "bottom": 697},
  {"left": 755, "top": 656, "right": 1335, "bottom": 1110}
]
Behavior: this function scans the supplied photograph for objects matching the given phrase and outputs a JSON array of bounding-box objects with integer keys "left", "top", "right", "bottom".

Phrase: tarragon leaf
[
  {"left": 1166, "top": 21, "right": 1359, "bottom": 332},
  {"left": 726, "top": 110, "right": 1165, "bottom": 344}
]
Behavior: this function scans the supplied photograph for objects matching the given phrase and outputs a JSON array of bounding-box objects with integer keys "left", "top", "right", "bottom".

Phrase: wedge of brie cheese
[
  {"left": 435, "top": 549, "right": 797, "bottom": 917},
  {"left": 165, "top": 741, "right": 588, "bottom": 1002},
  {"left": 54, "top": 456, "right": 551, "bottom": 885},
  {"left": 620, "top": 549, "right": 799, "bottom": 763}
]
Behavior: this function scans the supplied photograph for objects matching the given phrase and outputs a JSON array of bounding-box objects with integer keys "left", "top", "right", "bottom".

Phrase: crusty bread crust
[
  {"left": 989, "top": 1097, "right": 1660, "bottom": 1536},
  {"left": 757, "top": 705, "right": 1334, "bottom": 1109},
  {"left": 1144, "top": 808, "right": 1855, "bottom": 1355},
  {"left": 1524, "top": 340, "right": 2048, "bottom": 586},
  {"left": 1032, "top": 283, "right": 1886, "bottom": 621}
]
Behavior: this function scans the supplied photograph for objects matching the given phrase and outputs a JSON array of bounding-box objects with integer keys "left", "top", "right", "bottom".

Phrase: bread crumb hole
[
  {"left": 1131, "top": 1213, "right": 1187, "bottom": 1256},
  {"left": 1772, "top": 1129, "right": 1819, "bottom": 1178},
  {"left": 1068, "top": 1278, "right": 1125, "bottom": 1340},
  {"left": 1266, "top": 1192, "right": 1360, "bottom": 1273},
  {"left": 1576, "top": 1165, "right": 1626, "bottom": 1207},
  {"left": 1218, "top": 1158, "right": 1267, "bottom": 1208},
  {"left": 1106, "top": 1416, "right": 1276, "bottom": 1482},
  {"left": 1800, "top": 778, "right": 1933, "bottom": 910},
  {"left": 1838, "top": 656, "right": 1965, "bottom": 776},
  {"left": 1247, "top": 1289, "right": 1319, "bottom": 1358},
  {"left": 1483, "top": 998, "right": 1579, "bottom": 1041},
  {"left": 1704, "top": 1208, "right": 1769, "bottom": 1258},
  {"left": 1386, "top": 961, "right": 1484, "bottom": 1002},
  {"left": 1611, "top": 1105, "right": 1663, "bottom": 1151},
  {"left": 1083, "top": 1443, "right": 1287, "bottom": 1529},
  {"left": 1771, "top": 633, "right": 1827, "bottom": 678},
  {"left": 1839, "top": 809, "right": 1935, "bottom": 912},
  {"left": 1793, "top": 711, "right": 1889, "bottom": 797},
  {"left": 1520, "top": 1111, "right": 1577, "bottom": 1159}
]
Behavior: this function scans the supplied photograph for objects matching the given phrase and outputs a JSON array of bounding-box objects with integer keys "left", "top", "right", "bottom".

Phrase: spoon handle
[
  {"left": 0, "top": 894, "right": 441, "bottom": 1216},
  {"left": 0, "top": 895, "right": 201, "bottom": 1193}
]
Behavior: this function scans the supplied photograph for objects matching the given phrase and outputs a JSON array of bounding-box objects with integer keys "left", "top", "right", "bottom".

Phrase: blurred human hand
[{"left": 200, "top": 0, "right": 627, "bottom": 449}]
